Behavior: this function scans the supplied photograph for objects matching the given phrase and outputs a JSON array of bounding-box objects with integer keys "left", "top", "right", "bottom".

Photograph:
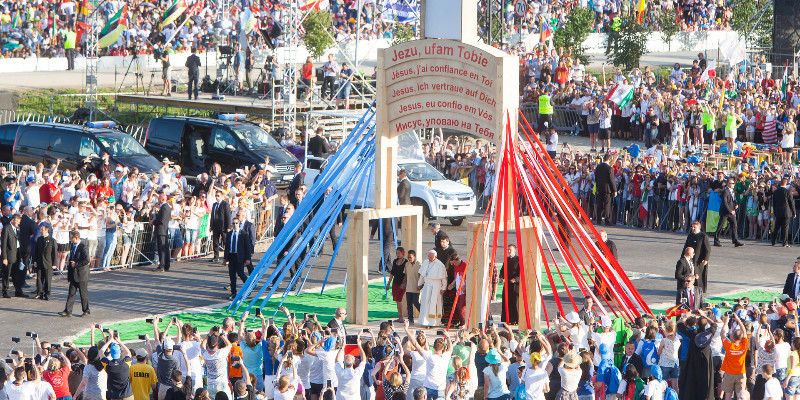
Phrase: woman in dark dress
[{"left": 499, "top": 245, "right": 520, "bottom": 325}]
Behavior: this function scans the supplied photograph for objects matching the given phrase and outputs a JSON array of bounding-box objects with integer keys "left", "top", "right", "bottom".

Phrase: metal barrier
[
  {"left": 47, "top": 197, "right": 278, "bottom": 273},
  {"left": 519, "top": 104, "right": 583, "bottom": 134}
]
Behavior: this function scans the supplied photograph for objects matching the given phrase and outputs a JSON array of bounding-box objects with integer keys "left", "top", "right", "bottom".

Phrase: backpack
[
  {"left": 640, "top": 340, "right": 659, "bottom": 369},
  {"left": 602, "top": 364, "right": 622, "bottom": 394},
  {"left": 513, "top": 381, "right": 528, "bottom": 400},
  {"left": 664, "top": 387, "right": 679, "bottom": 400}
]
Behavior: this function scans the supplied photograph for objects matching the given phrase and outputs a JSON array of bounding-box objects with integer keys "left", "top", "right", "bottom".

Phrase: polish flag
[{"left": 697, "top": 60, "right": 716, "bottom": 84}]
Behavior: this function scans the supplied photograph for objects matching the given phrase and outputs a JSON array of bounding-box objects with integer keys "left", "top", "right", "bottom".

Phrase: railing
[{"left": 519, "top": 104, "right": 583, "bottom": 134}]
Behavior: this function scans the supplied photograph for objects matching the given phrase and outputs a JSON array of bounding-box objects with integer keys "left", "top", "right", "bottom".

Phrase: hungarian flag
[
  {"left": 638, "top": 189, "right": 649, "bottom": 220},
  {"left": 607, "top": 83, "right": 633, "bottom": 108},
  {"left": 98, "top": 5, "right": 129, "bottom": 48},
  {"left": 665, "top": 302, "right": 690, "bottom": 318},
  {"left": 159, "top": 0, "right": 188, "bottom": 30},
  {"left": 697, "top": 60, "right": 716, "bottom": 84},
  {"left": 782, "top": 60, "right": 789, "bottom": 99},
  {"left": 540, "top": 19, "right": 553, "bottom": 43}
]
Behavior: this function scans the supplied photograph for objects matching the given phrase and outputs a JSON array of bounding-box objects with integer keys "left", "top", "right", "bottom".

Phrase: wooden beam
[
  {"left": 346, "top": 210, "right": 370, "bottom": 325},
  {"left": 348, "top": 205, "right": 423, "bottom": 220}
]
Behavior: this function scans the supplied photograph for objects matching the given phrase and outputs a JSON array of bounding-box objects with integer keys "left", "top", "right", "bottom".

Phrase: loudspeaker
[{"left": 773, "top": 0, "right": 800, "bottom": 64}]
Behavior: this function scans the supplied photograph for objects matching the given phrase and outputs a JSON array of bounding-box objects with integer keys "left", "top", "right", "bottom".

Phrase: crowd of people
[
  {"left": 0, "top": 153, "right": 282, "bottom": 313},
  {"left": 0, "top": 0, "right": 736, "bottom": 60},
  {"left": 10, "top": 287, "right": 800, "bottom": 400}
]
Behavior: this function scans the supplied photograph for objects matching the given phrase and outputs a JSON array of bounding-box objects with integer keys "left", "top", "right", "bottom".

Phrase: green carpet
[{"left": 650, "top": 289, "right": 781, "bottom": 315}]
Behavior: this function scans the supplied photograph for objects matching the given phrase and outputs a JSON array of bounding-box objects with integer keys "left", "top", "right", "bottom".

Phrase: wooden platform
[{"left": 115, "top": 93, "right": 372, "bottom": 117}]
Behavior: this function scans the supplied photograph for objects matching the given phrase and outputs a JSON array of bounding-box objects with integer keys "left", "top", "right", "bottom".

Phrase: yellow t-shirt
[{"left": 129, "top": 362, "right": 157, "bottom": 400}]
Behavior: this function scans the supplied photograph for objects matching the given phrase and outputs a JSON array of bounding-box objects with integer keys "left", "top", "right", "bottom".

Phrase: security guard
[
  {"left": 538, "top": 85, "right": 554, "bottom": 131},
  {"left": 64, "top": 27, "right": 77, "bottom": 71}
]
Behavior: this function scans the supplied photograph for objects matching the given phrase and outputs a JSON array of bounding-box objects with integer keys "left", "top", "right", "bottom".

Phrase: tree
[
  {"left": 392, "top": 23, "right": 416, "bottom": 46},
  {"left": 657, "top": 10, "right": 680, "bottom": 51},
  {"left": 553, "top": 7, "right": 594, "bottom": 64},
  {"left": 730, "top": 0, "right": 772, "bottom": 47},
  {"left": 605, "top": 16, "right": 648, "bottom": 71},
  {"left": 302, "top": 10, "right": 335, "bottom": 60}
]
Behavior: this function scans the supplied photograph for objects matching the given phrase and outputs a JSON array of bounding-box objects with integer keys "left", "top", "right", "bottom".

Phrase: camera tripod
[{"left": 118, "top": 53, "right": 145, "bottom": 94}]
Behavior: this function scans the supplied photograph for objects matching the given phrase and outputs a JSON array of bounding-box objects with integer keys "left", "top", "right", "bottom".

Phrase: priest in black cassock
[
  {"left": 683, "top": 221, "right": 711, "bottom": 292},
  {"left": 499, "top": 245, "right": 520, "bottom": 325},
  {"left": 678, "top": 320, "right": 716, "bottom": 400}
]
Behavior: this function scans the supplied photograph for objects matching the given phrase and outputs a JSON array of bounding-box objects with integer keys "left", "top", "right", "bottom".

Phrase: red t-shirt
[
  {"left": 39, "top": 184, "right": 51, "bottom": 204},
  {"left": 43, "top": 365, "right": 71, "bottom": 398},
  {"left": 49, "top": 183, "right": 63, "bottom": 203}
]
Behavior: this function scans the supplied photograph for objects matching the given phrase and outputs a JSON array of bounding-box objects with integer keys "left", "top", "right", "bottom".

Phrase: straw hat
[{"left": 562, "top": 352, "right": 581, "bottom": 369}]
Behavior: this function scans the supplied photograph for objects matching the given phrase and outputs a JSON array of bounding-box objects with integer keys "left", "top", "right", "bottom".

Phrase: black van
[
  {"left": 0, "top": 122, "right": 162, "bottom": 172},
  {"left": 144, "top": 115, "right": 299, "bottom": 186}
]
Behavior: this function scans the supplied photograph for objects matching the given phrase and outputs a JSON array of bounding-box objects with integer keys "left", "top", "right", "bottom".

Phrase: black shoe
[
  {"left": 152, "top": 268, "right": 164, "bottom": 273},
  {"left": 227, "top": 294, "right": 235, "bottom": 300},
  {"left": 2, "top": 293, "right": 10, "bottom": 298},
  {"left": 15, "top": 293, "right": 29, "bottom": 298},
  {"left": 42, "top": 295, "right": 49, "bottom": 301},
  {"left": 211, "top": 258, "right": 219, "bottom": 263},
  {"left": 80, "top": 311, "right": 90, "bottom": 317},
  {"left": 734, "top": 242, "right": 745, "bottom": 247},
  {"left": 713, "top": 242, "right": 723, "bottom": 247},
  {"left": 58, "top": 311, "right": 71, "bottom": 317}
]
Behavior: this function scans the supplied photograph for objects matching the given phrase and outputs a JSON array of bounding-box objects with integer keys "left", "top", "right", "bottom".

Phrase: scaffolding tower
[
  {"left": 84, "top": 9, "right": 100, "bottom": 121},
  {"left": 280, "top": 2, "right": 300, "bottom": 132}
]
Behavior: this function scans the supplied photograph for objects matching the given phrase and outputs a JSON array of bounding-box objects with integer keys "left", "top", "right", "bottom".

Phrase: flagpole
[
  {"left": 355, "top": 0, "right": 362, "bottom": 73},
  {"left": 164, "top": 9, "right": 202, "bottom": 47}
]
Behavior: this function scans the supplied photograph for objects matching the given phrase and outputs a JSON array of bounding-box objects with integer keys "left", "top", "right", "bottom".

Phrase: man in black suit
[
  {"left": 594, "top": 153, "right": 617, "bottom": 225},
  {"left": 1, "top": 214, "right": 25, "bottom": 298},
  {"left": 225, "top": 219, "right": 252, "bottom": 300},
  {"left": 287, "top": 162, "right": 304, "bottom": 206},
  {"left": 59, "top": 231, "right": 90, "bottom": 317},
  {"left": 675, "top": 247, "right": 696, "bottom": 292},
  {"left": 621, "top": 341, "right": 644, "bottom": 376},
  {"left": 274, "top": 197, "right": 289, "bottom": 235},
  {"left": 676, "top": 275, "right": 704, "bottom": 310},
  {"left": 577, "top": 296, "right": 596, "bottom": 326},
  {"left": 19, "top": 206, "right": 36, "bottom": 269},
  {"left": 398, "top": 170, "right": 412, "bottom": 205},
  {"left": 152, "top": 192, "right": 172, "bottom": 272},
  {"left": 33, "top": 224, "right": 57, "bottom": 300},
  {"left": 211, "top": 190, "right": 232, "bottom": 262},
  {"left": 684, "top": 221, "right": 711, "bottom": 292},
  {"left": 237, "top": 209, "right": 257, "bottom": 274},
  {"left": 430, "top": 222, "right": 446, "bottom": 253},
  {"left": 327, "top": 307, "right": 347, "bottom": 335},
  {"left": 782, "top": 258, "right": 800, "bottom": 300},
  {"left": 185, "top": 47, "right": 201, "bottom": 100},
  {"left": 772, "top": 177, "right": 796, "bottom": 247},
  {"left": 308, "top": 127, "right": 330, "bottom": 157},
  {"left": 714, "top": 178, "right": 744, "bottom": 247}
]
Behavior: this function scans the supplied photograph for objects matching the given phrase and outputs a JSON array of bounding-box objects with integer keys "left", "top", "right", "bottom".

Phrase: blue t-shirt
[
  {"left": 506, "top": 363, "right": 524, "bottom": 394},
  {"left": 240, "top": 340, "right": 264, "bottom": 376}
]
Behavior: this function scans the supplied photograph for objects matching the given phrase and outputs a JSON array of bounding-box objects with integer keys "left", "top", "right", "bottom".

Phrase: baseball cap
[
  {"left": 135, "top": 348, "right": 148, "bottom": 358},
  {"left": 163, "top": 337, "right": 175, "bottom": 349},
  {"left": 601, "top": 316, "right": 612, "bottom": 328}
]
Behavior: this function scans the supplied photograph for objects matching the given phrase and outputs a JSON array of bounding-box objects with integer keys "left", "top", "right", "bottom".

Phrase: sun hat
[
  {"left": 562, "top": 352, "right": 581, "bottom": 368},
  {"left": 485, "top": 348, "right": 502, "bottom": 364},
  {"left": 565, "top": 312, "right": 580, "bottom": 324}
]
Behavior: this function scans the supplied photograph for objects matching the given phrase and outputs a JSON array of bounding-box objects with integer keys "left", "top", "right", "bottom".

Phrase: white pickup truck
[{"left": 304, "top": 156, "right": 476, "bottom": 226}]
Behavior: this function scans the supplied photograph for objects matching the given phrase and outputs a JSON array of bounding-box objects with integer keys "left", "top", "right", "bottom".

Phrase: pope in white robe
[{"left": 417, "top": 249, "right": 447, "bottom": 327}]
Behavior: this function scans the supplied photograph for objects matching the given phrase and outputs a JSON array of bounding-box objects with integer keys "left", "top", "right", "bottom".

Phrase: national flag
[
  {"left": 77, "top": 0, "right": 90, "bottom": 20},
  {"left": 11, "top": 12, "right": 20, "bottom": 29},
  {"left": 381, "top": 0, "right": 417, "bottom": 23},
  {"left": 159, "top": 0, "right": 188, "bottom": 30},
  {"left": 98, "top": 5, "right": 129, "bottom": 48},
  {"left": 638, "top": 189, "right": 649, "bottom": 220},
  {"left": 240, "top": 7, "right": 257, "bottom": 33},
  {"left": 300, "top": 0, "right": 330, "bottom": 11},
  {"left": 607, "top": 84, "right": 634, "bottom": 108},
  {"left": 187, "top": 0, "right": 204, "bottom": 16},
  {"left": 719, "top": 35, "right": 745, "bottom": 66},
  {"left": 665, "top": 303, "right": 689, "bottom": 318},
  {"left": 697, "top": 60, "right": 716, "bottom": 84},
  {"left": 704, "top": 191, "right": 727, "bottom": 233},
  {"left": 540, "top": 19, "right": 553, "bottom": 43},
  {"left": 76, "top": 21, "right": 89, "bottom": 44},
  {"left": 636, "top": 0, "right": 646, "bottom": 23},
  {"left": 782, "top": 60, "right": 789, "bottom": 99}
]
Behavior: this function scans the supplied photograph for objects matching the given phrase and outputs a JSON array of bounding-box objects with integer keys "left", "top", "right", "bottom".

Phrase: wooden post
[
  {"left": 346, "top": 209, "right": 370, "bottom": 325},
  {"left": 517, "top": 219, "right": 542, "bottom": 330},
  {"left": 466, "top": 221, "right": 489, "bottom": 330}
]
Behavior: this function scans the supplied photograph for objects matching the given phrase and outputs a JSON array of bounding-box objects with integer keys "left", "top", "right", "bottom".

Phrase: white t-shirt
[
  {"left": 644, "top": 380, "right": 667, "bottom": 400},
  {"left": 764, "top": 377, "right": 783, "bottom": 400},
  {"left": 774, "top": 342, "right": 791, "bottom": 370},
  {"left": 522, "top": 368, "right": 548, "bottom": 400},
  {"left": 4, "top": 381, "right": 37, "bottom": 400},
  {"left": 201, "top": 346, "right": 232, "bottom": 385},
  {"left": 591, "top": 331, "right": 617, "bottom": 366},
  {"left": 422, "top": 350, "right": 452, "bottom": 391},
  {"left": 316, "top": 348, "right": 338, "bottom": 387},
  {"left": 296, "top": 355, "right": 313, "bottom": 389},
  {"left": 410, "top": 351, "right": 428, "bottom": 381},
  {"left": 177, "top": 341, "right": 203, "bottom": 386},
  {"left": 309, "top": 354, "right": 324, "bottom": 384},
  {"left": 545, "top": 133, "right": 558, "bottom": 152},
  {"left": 32, "top": 381, "right": 54, "bottom": 400},
  {"left": 334, "top": 362, "right": 367, "bottom": 400}
]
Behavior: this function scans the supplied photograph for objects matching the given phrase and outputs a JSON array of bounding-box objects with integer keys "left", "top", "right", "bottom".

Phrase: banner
[{"left": 381, "top": 0, "right": 418, "bottom": 23}]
